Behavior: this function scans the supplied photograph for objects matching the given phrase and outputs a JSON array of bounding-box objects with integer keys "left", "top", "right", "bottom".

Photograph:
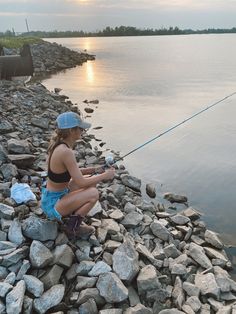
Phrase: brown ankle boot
[
  {"left": 76, "top": 222, "right": 95, "bottom": 238},
  {"left": 63, "top": 215, "right": 95, "bottom": 239}
]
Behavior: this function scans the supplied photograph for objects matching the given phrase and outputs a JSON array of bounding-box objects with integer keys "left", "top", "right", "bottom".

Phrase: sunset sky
[{"left": 0, "top": 0, "right": 235, "bottom": 33}]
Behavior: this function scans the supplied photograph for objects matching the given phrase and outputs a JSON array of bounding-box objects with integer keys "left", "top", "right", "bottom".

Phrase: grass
[{"left": 0, "top": 36, "right": 43, "bottom": 49}]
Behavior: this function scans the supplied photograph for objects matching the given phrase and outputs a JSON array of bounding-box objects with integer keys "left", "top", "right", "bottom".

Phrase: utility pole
[{"left": 25, "top": 18, "right": 30, "bottom": 32}]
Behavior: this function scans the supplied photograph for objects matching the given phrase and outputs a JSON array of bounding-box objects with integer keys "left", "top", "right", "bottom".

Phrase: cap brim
[{"left": 80, "top": 121, "right": 91, "bottom": 129}]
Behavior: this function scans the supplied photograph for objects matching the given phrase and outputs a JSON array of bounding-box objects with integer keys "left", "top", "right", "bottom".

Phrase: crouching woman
[{"left": 41, "top": 111, "right": 115, "bottom": 239}]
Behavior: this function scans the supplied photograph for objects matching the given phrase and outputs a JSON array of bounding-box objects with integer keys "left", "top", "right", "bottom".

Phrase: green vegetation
[
  {"left": 1, "top": 26, "right": 236, "bottom": 40},
  {"left": 0, "top": 36, "right": 42, "bottom": 49}
]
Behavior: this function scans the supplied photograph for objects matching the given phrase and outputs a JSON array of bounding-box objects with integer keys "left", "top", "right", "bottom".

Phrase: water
[{"left": 42, "top": 35, "right": 236, "bottom": 248}]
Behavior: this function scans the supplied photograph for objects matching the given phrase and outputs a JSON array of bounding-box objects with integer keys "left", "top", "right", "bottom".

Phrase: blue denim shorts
[{"left": 41, "top": 187, "right": 69, "bottom": 221}]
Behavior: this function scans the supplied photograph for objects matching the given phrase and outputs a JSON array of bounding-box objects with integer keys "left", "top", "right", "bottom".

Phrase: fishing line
[{"left": 105, "top": 91, "right": 236, "bottom": 166}]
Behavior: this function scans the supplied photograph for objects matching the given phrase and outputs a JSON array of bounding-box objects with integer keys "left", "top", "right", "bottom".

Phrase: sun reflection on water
[{"left": 85, "top": 61, "right": 95, "bottom": 84}]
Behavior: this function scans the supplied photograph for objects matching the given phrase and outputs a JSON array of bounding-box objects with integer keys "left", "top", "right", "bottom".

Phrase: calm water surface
[{"left": 42, "top": 35, "right": 236, "bottom": 249}]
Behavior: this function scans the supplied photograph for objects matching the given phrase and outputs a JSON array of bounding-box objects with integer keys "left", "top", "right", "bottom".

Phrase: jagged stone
[
  {"left": 8, "top": 219, "right": 25, "bottom": 245},
  {"left": 33, "top": 284, "right": 65, "bottom": 314},
  {"left": 23, "top": 274, "right": 44, "bottom": 297},
  {"left": 187, "top": 242, "right": 212, "bottom": 269},
  {"left": 29, "top": 240, "right": 53, "bottom": 268},
  {"left": 97, "top": 272, "right": 128, "bottom": 303},
  {"left": 6, "top": 280, "right": 25, "bottom": 314},
  {"left": 88, "top": 261, "right": 111, "bottom": 277},
  {"left": 137, "top": 265, "right": 161, "bottom": 294},
  {"left": 52, "top": 244, "right": 74, "bottom": 268},
  {"left": 150, "top": 220, "right": 171, "bottom": 241},
  {"left": 124, "top": 303, "right": 152, "bottom": 314},
  {"left": 79, "top": 298, "right": 98, "bottom": 314},
  {"left": 22, "top": 216, "right": 58, "bottom": 241},
  {"left": 204, "top": 230, "right": 223, "bottom": 249},
  {"left": 195, "top": 273, "right": 220, "bottom": 299},
  {"left": 113, "top": 238, "right": 139, "bottom": 282}
]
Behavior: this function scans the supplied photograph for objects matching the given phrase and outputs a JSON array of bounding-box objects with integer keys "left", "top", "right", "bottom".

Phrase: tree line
[{"left": 1, "top": 26, "right": 236, "bottom": 38}]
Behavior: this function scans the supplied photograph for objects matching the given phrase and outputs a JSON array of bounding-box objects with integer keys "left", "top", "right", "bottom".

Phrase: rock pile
[
  {"left": 3, "top": 40, "right": 95, "bottom": 76},
  {"left": 0, "top": 54, "right": 236, "bottom": 313}
]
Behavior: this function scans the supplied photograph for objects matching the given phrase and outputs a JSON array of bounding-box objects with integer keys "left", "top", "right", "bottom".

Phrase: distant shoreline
[{"left": 1, "top": 25, "right": 236, "bottom": 39}]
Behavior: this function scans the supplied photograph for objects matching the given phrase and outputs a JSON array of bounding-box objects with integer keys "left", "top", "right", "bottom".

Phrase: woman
[{"left": 41, "top": 111, "right": 115, "bottom": 239}]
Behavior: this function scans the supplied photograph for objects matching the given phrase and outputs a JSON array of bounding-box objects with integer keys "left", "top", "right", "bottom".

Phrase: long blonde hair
[{"left": 47, "top": 128, "right": 75, "bottom": 157}]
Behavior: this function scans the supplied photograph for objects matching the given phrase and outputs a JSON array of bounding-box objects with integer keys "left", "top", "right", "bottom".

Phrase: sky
[{"left": 0, "top": 0, "right": 236, "bottom": 33}]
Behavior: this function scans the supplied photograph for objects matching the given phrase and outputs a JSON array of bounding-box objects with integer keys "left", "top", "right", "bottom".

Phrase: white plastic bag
[{"left": 10, "top": 183, "right": 36, "bottom": 204}]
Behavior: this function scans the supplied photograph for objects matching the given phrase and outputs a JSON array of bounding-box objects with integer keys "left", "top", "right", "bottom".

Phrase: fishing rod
[{"left": 104, "top": 91, "right": 236, "bottom": 167}]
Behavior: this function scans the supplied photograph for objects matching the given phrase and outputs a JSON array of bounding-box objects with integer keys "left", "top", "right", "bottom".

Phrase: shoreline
[{"left": 0, "top": 41, "right": 236, "bottom": 313}]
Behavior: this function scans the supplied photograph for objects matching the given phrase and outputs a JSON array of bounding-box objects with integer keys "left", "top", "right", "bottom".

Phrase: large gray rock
[
  {"left": 0, "top": 203, "right": 15, "bottom": 219},
  {"left": 97, "top": 272, "right": 128, "bottom": 303},
  {"left": 0, "top": 144, "right": 7, "bottom": 163},
  {"left": 137, "top": 265, "right": 160, "bottom": 294},
  {"left": 113, "top": 238, "right": 139, "bottom": 282},
  {"left": 121, "top": 211, "right": 143, "bottom": 228},
  {"left": 8, "top": 219, "right": 25, "bottom": 245},
  {"left": 101, "top": 219, "right": 120, "bottom": 234},
  {"left": 0, "top": 120, "right": 13, "bottom": 134},
  {"left": 121, "top": 174, "right": 141, "bottom": 191},
  {"left": 195, "top": 273, "right": 220, "bottom": 299},
  {"left": 170, "top": 214, "right": 190, "bottom": 225},
  {"left": 146, "top": 183, "right": 156, "bottom": 198},
  {"left": 2, "top": 247, "right": 28, "bottom": 267},
  {"left": 29, "top": 240, "right": 53, "bottom": 268},
  {"left": 40, "top": 265, "right": 64, "bottom": 290},
  {"left": 0, "top": 282, "right": 12, "bottom": 298},
  {"left": 33, "top": 284, "right": 65, "bottom": 314},
  {"left": 88, "top": 261, "right": 111, "bottom": 277},
  {"left": 23, "top": 275, "right": 44, "bottom": 297},
  {"left": 22, "top": 216, "right": 58, "bottom": 241},
  {"left": 52, "top": 244, "right": 74, "bottom": 268},
  {"left": 187, "top": 243, "right": 212, "bottom": 269},
  {"left": 172, "top": 276, "right": 185, "bottom": 309},
  {"left": 204, "top": 230, "right": 223, "bottom": 249},
  {"left": 77, "top": 288, "right": 105, "bottom": 306},
  {"left": 7, "top": 139, "right": 31, "bottom": 154},
  {"left": 6, "top": 280, "right": 26, "bottom": 314},
  {"left": 124, "top": 303, "right": 152, "bottom": 314},
  {"left": 150, "top": 220, "right": 171, "bottom": 241},
  {"left": 79, "top": 298, "right": 98, "bottom": 314},
  {"left": 0, "top": 163, "right": 18, "bottom": 180}
]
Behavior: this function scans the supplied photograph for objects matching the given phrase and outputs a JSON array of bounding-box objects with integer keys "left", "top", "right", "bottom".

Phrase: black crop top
[{"left": 48, "top": 143, "right": 71, "bottom": 183}]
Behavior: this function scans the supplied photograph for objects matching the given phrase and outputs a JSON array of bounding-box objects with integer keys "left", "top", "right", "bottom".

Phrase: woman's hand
[
  {"left": 94, "top": 166, "right": 105, "bottom": 174},
  {"left": 103, "top": 168, "right": 115, "bottom": 180}
]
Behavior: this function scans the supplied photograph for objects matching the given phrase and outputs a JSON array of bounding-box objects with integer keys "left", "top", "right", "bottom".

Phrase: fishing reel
[{"left": 104, "top": 154, "right": 115, "bottom": 168}]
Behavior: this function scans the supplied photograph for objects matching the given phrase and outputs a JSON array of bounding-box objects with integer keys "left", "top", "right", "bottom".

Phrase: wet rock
[
  {"left": 164, "top": 193, "right": 188, "bottom": 203},
  {"left": 146, "top": 183, "right": 156, "bottom": 198},
  {"left": 121, "top": 174, "right": 141, "bottom": 191}
]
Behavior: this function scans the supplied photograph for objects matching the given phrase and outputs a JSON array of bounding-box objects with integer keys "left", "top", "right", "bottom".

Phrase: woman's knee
[{"left": 89, "top": 187, "right": 99, "bottom": 202}]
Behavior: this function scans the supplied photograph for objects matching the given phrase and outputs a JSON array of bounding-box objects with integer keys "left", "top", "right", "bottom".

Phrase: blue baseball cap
[{"left": 56, "top": 111, "right": 91, "bottom": 129}]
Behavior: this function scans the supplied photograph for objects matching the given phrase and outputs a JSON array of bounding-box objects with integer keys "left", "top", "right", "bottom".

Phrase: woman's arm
[{"left": 64, "top": 150, "right": 114, "bottom": 188}]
